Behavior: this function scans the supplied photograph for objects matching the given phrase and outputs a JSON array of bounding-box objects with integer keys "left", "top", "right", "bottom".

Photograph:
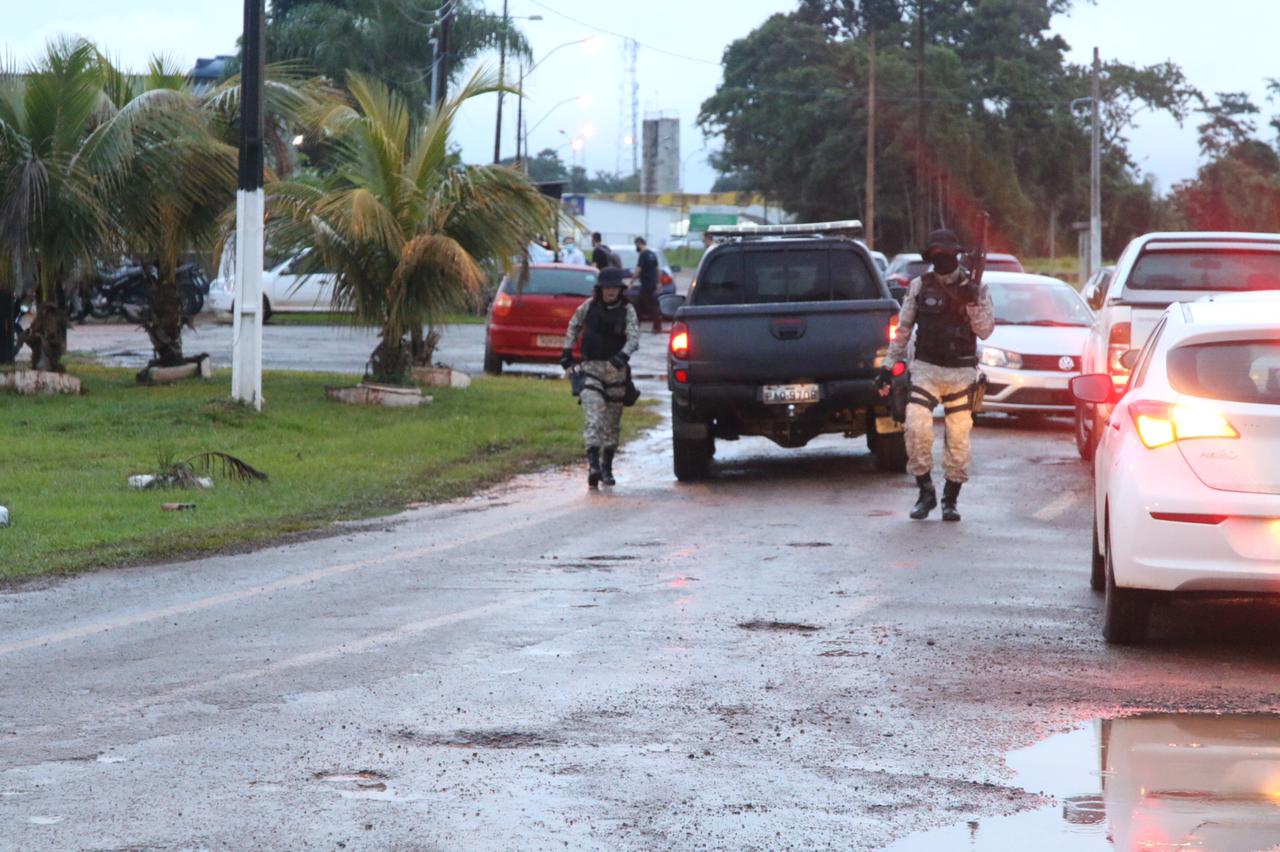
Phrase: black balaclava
[{"left": 930, "top": 251, "right": 960, "bottom": 276}]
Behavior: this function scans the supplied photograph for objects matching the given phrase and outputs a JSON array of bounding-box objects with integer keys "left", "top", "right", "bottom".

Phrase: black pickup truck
[{"left": 663, "top": 222, "right": 906, "bottom": 481}]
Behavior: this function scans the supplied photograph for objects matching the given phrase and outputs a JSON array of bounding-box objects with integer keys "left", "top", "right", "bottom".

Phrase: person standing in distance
[
  {"left": 590, "top": 232, "right": 612, "bottom": 271},
  {"left": 561, "top": 235, "right": 586, "bottom": 265},
  {"left": 633, "top": 236, "right": 663, "bottom": 333},
  {"left": 561, "top": 267, "right": 640, "bottom": 489},
  {"left": 879, "top": 229, "right": 994, "bottom": 521}
]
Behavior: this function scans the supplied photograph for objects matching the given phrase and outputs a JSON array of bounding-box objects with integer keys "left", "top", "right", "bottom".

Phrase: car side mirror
[
  {"left": 670, "top": 265, "right": 683, "bottom": 273},
  {"left": 889, "top": 285, "right": 908, "bottom": 305},
  {"left": 658, "top": 293, "right": 686, "bottom": 320},
  {"left": 1070, "top": 373, "right": 1119, "bottom": 405},
  {"left": 1119, "top": 349, "right": 1140, "bottom": 371}
]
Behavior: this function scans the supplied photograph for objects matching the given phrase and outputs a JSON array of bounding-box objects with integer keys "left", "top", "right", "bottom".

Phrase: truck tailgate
[{"left": 679, "top": 300, "right": 897, "bottom": 384}]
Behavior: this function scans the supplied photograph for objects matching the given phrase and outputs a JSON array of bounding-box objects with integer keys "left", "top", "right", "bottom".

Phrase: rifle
[{"left": 967, "top": 211, "right": 990, "bottom": 289}]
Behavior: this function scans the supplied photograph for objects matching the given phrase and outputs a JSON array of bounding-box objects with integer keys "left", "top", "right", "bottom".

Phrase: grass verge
[{"left": 0, "top": 366, "right": 658, "bottom": 580}]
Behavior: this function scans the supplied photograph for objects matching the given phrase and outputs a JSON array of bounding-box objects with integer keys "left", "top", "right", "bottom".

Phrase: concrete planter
[
  {"left": 411, "top": 366, "right": 472, "bottom": 389},
  {"left": 137, "top": 355, "right": 213, "bottom": 385},
  {"left": 0, "top": 370, "right": 82, "bottom": 396},
  {"left": 325, "top": 382, "right": 432, "bottom": 408}
]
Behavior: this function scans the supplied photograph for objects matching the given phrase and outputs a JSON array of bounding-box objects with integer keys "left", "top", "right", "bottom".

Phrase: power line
[{"left": 524, "top": 0, "right": 721, "bottom": 67}]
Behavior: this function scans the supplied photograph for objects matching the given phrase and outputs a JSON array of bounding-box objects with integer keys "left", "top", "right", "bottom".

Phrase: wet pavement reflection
[{"left": 887, "top": 714, "right": 1280, "bottom": 851}]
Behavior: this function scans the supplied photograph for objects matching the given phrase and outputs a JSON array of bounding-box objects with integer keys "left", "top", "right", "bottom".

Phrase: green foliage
[
  {"left": 508, "top": 148, "right": 640, "bottom": 194},
  {"left": 267, "top": 69, "right": 559, "bottom": 384},
  {"left": 0, "top": 365, "right": 659, "bottom": 578},
  {"left": 699, "top": 2, "right": 1200, "bottom": 258}
]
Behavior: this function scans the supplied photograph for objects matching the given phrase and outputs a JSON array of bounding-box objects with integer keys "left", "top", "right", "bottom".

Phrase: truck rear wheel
[{"left": 672, "top": 407, "right": 713, "bottom": 481}]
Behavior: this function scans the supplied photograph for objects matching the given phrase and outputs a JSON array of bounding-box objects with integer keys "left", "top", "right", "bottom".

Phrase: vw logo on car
[{"left": 1059, "top": 356, "right": 1075, "bottom": 372}]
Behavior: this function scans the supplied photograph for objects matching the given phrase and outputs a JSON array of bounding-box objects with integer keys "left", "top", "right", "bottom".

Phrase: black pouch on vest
[{"left": 571, "top": 369, "right": 587, "bottom": 397}]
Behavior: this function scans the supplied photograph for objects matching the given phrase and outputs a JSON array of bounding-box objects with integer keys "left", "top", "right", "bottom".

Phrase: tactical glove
[
  {"left": 956, "top": 279, "right": 980, "bottom": 304},
  {"left": 609, "top": 351, "right": 630, "bottom": 369},
  {"left": 559, "top": 348, "right": 575, "bottom": 370}
]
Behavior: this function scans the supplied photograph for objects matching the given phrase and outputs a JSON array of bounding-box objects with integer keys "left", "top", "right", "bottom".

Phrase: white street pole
[
  {"left": 1089, "top": 47, "right": 1102, "bottom": 278},
  {"left": 232, "top": 0, "right": 266, "bottom": 410}
]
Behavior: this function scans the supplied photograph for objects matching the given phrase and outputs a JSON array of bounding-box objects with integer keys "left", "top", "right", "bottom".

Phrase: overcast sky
[{"left": 5, "top": 0, "right": 1276, "bottom": 194}]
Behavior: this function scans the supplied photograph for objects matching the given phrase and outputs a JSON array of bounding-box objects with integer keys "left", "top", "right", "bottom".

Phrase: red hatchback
[{"left": 484, "top": 264, "right": 599, "bottom": 374}]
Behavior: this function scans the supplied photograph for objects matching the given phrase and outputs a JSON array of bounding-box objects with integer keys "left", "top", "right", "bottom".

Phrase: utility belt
[
  {"left": 572, "top": 365, "right": 641, "bottom": 407},
  {"left": 892, "top": 368, "right": 987, "bottom": 422}
]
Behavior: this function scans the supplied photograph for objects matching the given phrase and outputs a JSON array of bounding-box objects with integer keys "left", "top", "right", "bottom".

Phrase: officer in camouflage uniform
[
  {"left": 879, "top": 229, "right": 994, "bottom": 521},
  {"left": 561, "top": 267, "right": 640, "bottom": 488}
]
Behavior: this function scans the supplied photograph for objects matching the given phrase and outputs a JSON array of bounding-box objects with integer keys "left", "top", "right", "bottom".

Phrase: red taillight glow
[
  {"left": 888, "top": 315, "right": 899, "bottom": 343},
  {"left": 892, "top": 361, "right": 907, "bottom": 377},
  {"left": 670, "top": 322, "right": 690, "bottom": 359},
  {"left": 661, "top": 272, "right": 674, "bottom": 286},
  {"left": 1108, "top": 321, "right": 1131, "bottom": 374},
  {"left": 674, "top": 368, "right": 689, "bottom": 383},
  {"left": 492, "top": 291, "right": 514, "bottom": 318},
  {"left": 1150, "top": 512, "right": 1229, "bottom": 525},
  {"left": 1128, "top": 401, "right": 1239, "bottom": 449}
]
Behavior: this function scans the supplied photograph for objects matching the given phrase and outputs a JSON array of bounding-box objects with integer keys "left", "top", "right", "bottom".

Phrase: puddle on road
[
  {"left": 738, "top": 620, "right": 822, "bottom": 633},
  {"left": 887, "top": 713, "right": 1280, "bottom": 851},
  {"left": 394, "top": 729, "right": 561, "bottom": 749}
]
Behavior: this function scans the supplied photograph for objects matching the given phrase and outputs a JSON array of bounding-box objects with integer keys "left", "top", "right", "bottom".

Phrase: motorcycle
[{"left": 83, "top": 262, "right": 210, "bottom": 323}]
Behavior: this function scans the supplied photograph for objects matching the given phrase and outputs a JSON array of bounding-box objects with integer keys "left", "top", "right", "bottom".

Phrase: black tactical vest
[
  {"left": 581, "top": 299, "right": 629, "bottom": 361},
  {"left": 913, "top": 272, "right": 977, "bottom": 368}
]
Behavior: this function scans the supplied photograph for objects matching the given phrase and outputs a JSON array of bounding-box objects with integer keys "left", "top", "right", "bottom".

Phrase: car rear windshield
[
  {"left": 1128, "top": 250, "right": 1280, "bottom": 291},
  {"left": 1167, "top": 340, "right": 1280, "bottom": 405},
  {"left": 693, "top": 247, "right": 880, "bottom": 305},
  {"left": 507, "top": 267, "right": 598, "bottom": 297}
]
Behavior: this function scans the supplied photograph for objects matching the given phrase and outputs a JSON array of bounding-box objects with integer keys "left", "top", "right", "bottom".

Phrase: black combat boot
[
  {"left": 910, "top": 474, "right": 937, "bottom": 520},
  {"left": 601, "top": 447, "right": 617, "bottom": 486},
  {"left": 941, "top": 480, "right": 962, "bottom": 522},
  {"left": 587, "top": 447, "right": 602, "bottom": 489}
]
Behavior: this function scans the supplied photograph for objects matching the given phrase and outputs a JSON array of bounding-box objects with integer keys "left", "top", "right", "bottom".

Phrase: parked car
[
  {"left": 884, "top": 251, "right": 1023, "bottom": 288},
  {"left": 1072, "top": 293, "right": 1280, "bottom": 644},
  {"left": 484, "top": 264, "right": 599, "bottom": 375},
  {"left": 1080, "top": 264, "right": 1115, "bottom": 312},
  {"left": 663, "top": 220, "right": 904, "bottom": 480},
  {"left": 208, "top": 250, "right": 340, "bottom": 319},
  {"left": 1075, "top": 231, "right": 1280, "bottom": 460},
  {"left": 869, "top": 249, "right": 888, "bottom": 274},
  {"left": 976, "top": 272, "right": 1094, "bottom": 416}
]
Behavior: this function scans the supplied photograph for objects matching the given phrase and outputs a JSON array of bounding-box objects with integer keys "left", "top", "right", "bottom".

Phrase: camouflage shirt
[{"left": 886, "top": 268, "right": 995, "bottom": 365}]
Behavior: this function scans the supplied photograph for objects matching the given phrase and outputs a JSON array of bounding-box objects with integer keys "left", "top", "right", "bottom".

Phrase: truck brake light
[
  {"left": 670, "top": 321, "right": 690, "bottom": 359},
  {"left": 1108, "top": 321, "right": 1131, "bottom": 374},
  {"left": 1129, "top": 400, "right": 1238, "bottom": 449},
  {"left": 888, "top": 315, "right": 899, "bottom": 343}
]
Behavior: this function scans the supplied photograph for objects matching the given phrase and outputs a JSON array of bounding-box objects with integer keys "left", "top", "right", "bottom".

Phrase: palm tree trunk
[
  {"left": 144, "top": 274, "right": 186, "bottom": 367},
  {"left": 27, "top": 302, "right": 68, "bottom": 373},
  {"left": 370, "top": 325, "right": 411, "bottom": 385}
]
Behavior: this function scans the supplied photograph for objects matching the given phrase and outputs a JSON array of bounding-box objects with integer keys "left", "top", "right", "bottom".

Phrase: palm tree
[
  {"left": 267, "top": 69, "right": 559, "bottom": 385},
  {"left": 0, "top": 39, "right": 203, "bottom": 372}
]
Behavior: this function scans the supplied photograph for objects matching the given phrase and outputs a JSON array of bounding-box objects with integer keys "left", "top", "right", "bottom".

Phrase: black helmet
[
  {"left": 921, "top": 228, "right": 963, "bottom": 259},
  {"left": 594, "top": 266, "right": 628, "bottom": 300}
]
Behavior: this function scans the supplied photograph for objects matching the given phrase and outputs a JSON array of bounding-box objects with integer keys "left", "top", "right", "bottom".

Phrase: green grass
[
  {"left": 268, "top": 311, "right": 486, "bottom": 327},
  {"left": 0, "top": 366, "right": 658, "bottom": 580}
]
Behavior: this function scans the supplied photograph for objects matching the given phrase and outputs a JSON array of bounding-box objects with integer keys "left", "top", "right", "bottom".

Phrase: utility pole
[
  {"left": 864, "top": 26, "right": 877, "bottom": 249},
  {"left": 493, "top": 0, "right": 508, "bottom": 163},
  {"left": 1089, "top": 46, "right": 1103, "bottom": 277},
  {"left": 232, "top": 0, "right": 266, "bottom": 410},
  {"left": 515, "top": 63, "right": 525, "bottom": 167},
  {"left": 0, "top": 287, "right": 13, "bottom": 365},
  {"left": 435, "top": 0, "right": 453, "bottom": 108},
  {"left": 914, "top": 0, "right": 927, "bottom": 243}
]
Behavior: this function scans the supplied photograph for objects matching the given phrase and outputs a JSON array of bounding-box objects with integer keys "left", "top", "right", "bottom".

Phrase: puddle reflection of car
[
  {"left": 484, "top": 264, "right": 599, "bottom": 375},
  {"left": 1096, "top": 714, "right": 1280, "bottom": 851},
  {"left": 978, "top": 272, "right": 1094, "bottom": 417},
  {"left": 1073, "top": 294, "right": 1280, "bottom": 643}
]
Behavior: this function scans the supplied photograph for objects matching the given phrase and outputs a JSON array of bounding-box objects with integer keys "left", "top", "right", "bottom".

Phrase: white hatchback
[
  {"left": 1073, "top": 294, "right": 1280, "bottom": 644},
  {"left": 207, "top": 250, "right": 341, "bottom": 318}
]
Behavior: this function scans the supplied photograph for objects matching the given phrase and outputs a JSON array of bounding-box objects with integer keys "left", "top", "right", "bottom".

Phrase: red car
[{"left": 484, "top": 264, "right": 599, "bottom": 375}]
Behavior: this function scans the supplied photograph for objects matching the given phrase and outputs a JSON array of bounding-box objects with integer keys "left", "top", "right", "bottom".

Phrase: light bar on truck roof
[{"left": 705, "top": 220, "right": 864, "bottom": 238}]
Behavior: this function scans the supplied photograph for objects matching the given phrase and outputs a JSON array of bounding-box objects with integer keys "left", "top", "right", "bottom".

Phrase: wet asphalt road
[{"left": 7, "top": 333, "right": 1280, "bottom": 848}]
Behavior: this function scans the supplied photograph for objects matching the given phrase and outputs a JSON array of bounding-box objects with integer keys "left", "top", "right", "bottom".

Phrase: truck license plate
[
  {"left": 762, "top": 383, "right": 820, "bottom": 404},
  {"left": 535, "top": 335, "right": 565, "bottom": 349}
]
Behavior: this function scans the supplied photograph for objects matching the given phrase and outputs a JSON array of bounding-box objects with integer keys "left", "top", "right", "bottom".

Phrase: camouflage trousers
[
  {"left": 905, "top": 361, "right": 979, "bottom": 483},
  {"left": 581, "top": 360, "right": 627, "bottom": 449}
]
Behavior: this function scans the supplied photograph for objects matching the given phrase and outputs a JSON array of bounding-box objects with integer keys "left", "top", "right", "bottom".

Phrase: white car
[
  {"left": 1073, "top": 294, "right": 1280, "bottom": 644},
  {"left": 977, "top": 272, "right": 1094, "bottom": 415},
  {"left": 1075, "top": 231, "right": 1280, "bottom": 460},
  {"left": 884, "top": 251, "right": 1024, "bottom": 288},
  {"left": 207, "top": 251, "right": 341, "bottom": 318}
]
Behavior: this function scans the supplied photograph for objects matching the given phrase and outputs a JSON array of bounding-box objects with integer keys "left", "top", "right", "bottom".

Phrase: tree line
[{"left": 699, "top": 0, "right": 1280, "bottom": 258}]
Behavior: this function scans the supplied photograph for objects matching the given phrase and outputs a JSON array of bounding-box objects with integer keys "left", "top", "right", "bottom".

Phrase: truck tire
[
  {"left": 483, "top": 344, "right": 503, "bottom": 375},
  {"left": 869, "top": 425, "right": 908, "bottom": 473},
  {"left": 672, "top": 407, "right": 713, "bottom": 481},
  {"left": 1075, "top": 404, "right": 1095, "bottom": 461},
  {"left": 1103, "top": 516, "right": 1151, "bottom": 645}
]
